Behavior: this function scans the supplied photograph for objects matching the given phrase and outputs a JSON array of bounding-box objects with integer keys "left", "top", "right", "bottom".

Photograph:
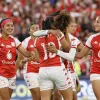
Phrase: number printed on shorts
[{"left": 11, "top": 80, "right": 15, "bottom": 86}]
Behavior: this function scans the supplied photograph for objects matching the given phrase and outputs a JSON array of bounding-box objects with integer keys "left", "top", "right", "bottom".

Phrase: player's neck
[
  {"left": 31, "top": 35, "right": 36, "bottom": 40},
  {"left": 2, "top": 32, "right": 9, "bottom": 40}
]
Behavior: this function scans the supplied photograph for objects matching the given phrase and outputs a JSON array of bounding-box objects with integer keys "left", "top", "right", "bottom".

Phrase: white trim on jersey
[
  {"left": 6, "top": 35, "right": 21, "bottom": 48},
  {"left": 85, "top": 34, "right": 100, "bottom": 48},
  {"left": 22, "top": 36, "right": 31, "bottom": 49},
  {"left": 68, "top": 33, "right": 81, "bottom": 46}
]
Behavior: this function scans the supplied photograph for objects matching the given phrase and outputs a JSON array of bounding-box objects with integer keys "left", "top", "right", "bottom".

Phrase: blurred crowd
[{"left": 0, "top": 0, "right": 100, "bottom": 78}]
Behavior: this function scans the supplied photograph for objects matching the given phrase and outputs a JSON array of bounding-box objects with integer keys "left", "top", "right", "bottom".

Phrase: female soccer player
[
  {"left": 0, "top": 18, "right": 34, "bottom": 100},
  {"left": 16, "top": 22, "right": 40, "bottom": 100},
  {"left": 34, "top": 18, "right": 83, "bottom": 100},
  {"left": 76, "top": 16, "right": 100, "bottom": 100},
  {"left": 33, "top": 11, "right": 73, "bottom": 100}
]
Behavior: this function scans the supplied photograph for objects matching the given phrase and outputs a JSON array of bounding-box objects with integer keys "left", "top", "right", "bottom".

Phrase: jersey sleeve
[
  {"left": 85, "top": 35, "right": 93, "bottom": 48},
  {"left": 74, "top": 37, "right": 81, "bottom": 46},
  {"left": 22, "top": 39, "right": 28, "bottom": 49},
  {"left": 71, "top": 38, "right": 81, "bottom": 48},
  {"left": 14, "top": 37, "right": 21, "bottom": 48}
]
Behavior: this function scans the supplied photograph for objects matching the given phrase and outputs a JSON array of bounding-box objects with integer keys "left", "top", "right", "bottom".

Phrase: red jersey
[
  {"left": 85, "top": 33, "right": 100, "bottom": 74},
  {"left": 64, "top": 34, "right": 81, "bottom": 72},
  {"left": 22, "top": 36, "right": 40, "bottom": 73},
  {"left": 34, "top": 34, "right": 64, "bottom": 67},
  {"left": 0, "top": 34, "right": 21, "bottom": 78}
]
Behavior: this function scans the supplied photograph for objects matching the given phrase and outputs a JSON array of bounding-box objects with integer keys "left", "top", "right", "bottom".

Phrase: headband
[{"left": 1, "top": 19, "right": 13, "bottom": 28}]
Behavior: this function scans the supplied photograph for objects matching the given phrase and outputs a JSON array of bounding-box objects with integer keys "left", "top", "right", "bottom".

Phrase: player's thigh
[
  {"left": 59, "top": 87, "right": 73, "bottom": 100},
  {"left": 91, "top": 80, "right": 100, "bottom": 99},
  {"left": 90, "top": 74, "right": 100, "bottom": 99},
  {"left": 0, "top": 76, "right": 10, "bottom": 100},
  {"left": 30, "top": 87, "right": 40, "bottom": 100},
  {"left": 0, "top": 87, "right": 10, "bottom": 100},
  {"left": 41, "top": 89, "right": 52, "bottom": 100},
  {"left": 8, "top": 75, "right": 16, "bottom": 97}
]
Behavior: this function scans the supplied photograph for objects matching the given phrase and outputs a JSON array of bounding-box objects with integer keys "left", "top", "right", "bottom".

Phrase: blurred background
[{"left": 0, "top": 0, "right": 100, "bottom": 99}]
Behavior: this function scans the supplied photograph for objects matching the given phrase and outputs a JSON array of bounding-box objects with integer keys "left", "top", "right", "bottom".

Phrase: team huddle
[{"left": 0, "top": 10, "right": 100, "bottom": 100}]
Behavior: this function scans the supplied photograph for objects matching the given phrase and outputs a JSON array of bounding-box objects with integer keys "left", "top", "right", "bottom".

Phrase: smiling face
[
  {"left": 29, "top": 24, "right": 39, "bottom": 36},
  {"left": 94, "top": 16, "right": 100, "bottom": 32},
  {"left": 2, "top": 21, "right": 14, "bottom": 35}
]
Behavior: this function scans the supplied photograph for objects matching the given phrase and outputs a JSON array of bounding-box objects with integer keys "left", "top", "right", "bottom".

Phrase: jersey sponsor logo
[
  {"left": 2, "top": 60, "right": 15, "bottom": 64},
  {"left": 30, "top": 61, "right": 40, "bottom": 64},
  {"left": 1, "top": 44, "right": 4, "bottom": 47},
  {"left": 30, "top": 45, "right": 34, "bottom": 48},
  {"left": 94, "top": 59, "right": 100, "bottom": 62}
]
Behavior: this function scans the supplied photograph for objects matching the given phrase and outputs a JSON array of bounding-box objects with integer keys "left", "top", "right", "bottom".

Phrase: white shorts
[
  {"left": 67, "top": 71, "right": 76, "bottom": 91},
  {"left": 39, "top": 65, "right": 71, "bottom": 91},
  {"left": 24, "top": 73, "right": 39, "bottom": 89},
  {"left": 0, "top": 76, "right": 16, "bottom": 89},
  {"left": 90, "top": 74, "right": 100, "bottom": 81}
]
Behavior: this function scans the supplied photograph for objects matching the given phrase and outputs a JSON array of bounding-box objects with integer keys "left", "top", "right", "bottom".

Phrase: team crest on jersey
[
  {"left": 30, "top": 45, "right": 34, "bottom": 48},
  {"left": 6, "top": 51, "right": 12, "bottom": 60},
  {"left": 1, "top": 44, "right": 4, "bottom": 47},
  {"left": 98, "top": 51, "right": 100, "bottom": 58},
  {"left": 11, "top": 42, "right": 15, "bottom": 47}
]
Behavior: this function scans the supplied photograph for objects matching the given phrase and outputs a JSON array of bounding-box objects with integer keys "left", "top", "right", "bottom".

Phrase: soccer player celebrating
[
  {"left": 0, "top": 18, "right": 34, "bottom": 100},
  {"left": 76, "top": 16, "right": 100, "bottom": 100},
  {"left": 33, "top": 11, "right": 73, "bottom": 100}
]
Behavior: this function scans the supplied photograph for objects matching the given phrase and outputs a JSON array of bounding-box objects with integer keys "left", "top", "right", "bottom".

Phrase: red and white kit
[
  {"left": 64, "top": 34, "right": 81, "bottom": 91},
  {"left": 34, "top": 33, "right": 71, "bottom": 91},
  {"left": 85, "top": 33, "right": 100, "bottom": 81},
  {"left": 22, "top": 36, "right": 40, "bottom": 89},
  {"left": 0, "top": 34, "right": 21, "bottom": 89}
]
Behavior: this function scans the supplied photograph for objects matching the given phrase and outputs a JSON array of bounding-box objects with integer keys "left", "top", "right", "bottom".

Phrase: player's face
[
  {"left": 67, "top": 22, "right": 77, "bottom": 34},
  {"left": 2, "top": 22, "right": 14, "bottom": 35},
  {"left": 29, "top": 24, "right": 39, "bottom": 35},
  {"left": 94, "top": 17, "right": 100, "bottom": 32}
]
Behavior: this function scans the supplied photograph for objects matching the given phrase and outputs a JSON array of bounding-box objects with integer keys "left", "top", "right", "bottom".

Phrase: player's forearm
[
  {"left": 57, "top": 48, "right": 76, "bottom": 61},
  {"left": 33, "top": 30, "right": 49, "bottom": 36},
  {"left": 15, "top": 59, "right": 21, "bottom": 70}
]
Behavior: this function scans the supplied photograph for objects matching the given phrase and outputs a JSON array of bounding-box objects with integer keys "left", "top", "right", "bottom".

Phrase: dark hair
[
  {"left": 53, "top": 11, "right": 72, "bottom": 32},
  {"left": 42, "top": 10, "right": 72, "bottom": 32},
  {"left": 0, "top": 18, "right": 11, "bottom": 28},
  {"left": 49, "top": 10, "right": 60, "bottom": 16},
  {"left": 42, "top": 16, "right": 54, "bottom": 30},
  {"left": 42, "top": 11, "right": 61, "bottom": 30}
]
